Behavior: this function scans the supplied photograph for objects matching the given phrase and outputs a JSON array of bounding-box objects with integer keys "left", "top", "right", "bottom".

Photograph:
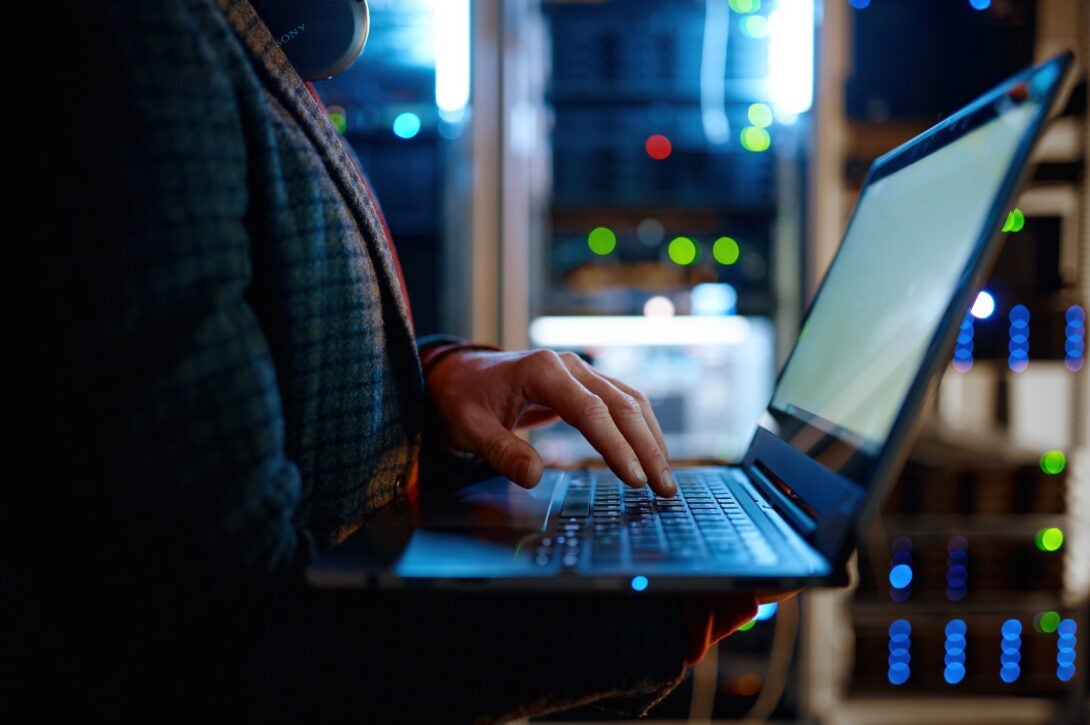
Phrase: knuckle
[
  {"left": 580, "top": 394, "right": 610, "bottom": 422},
  {"left": 485, "top": 437, "right": 518, "bottom": 467},
  {"left": 630, "top": 389, "right": 651, "bottom": 407},
  {"left": 558, "top": 351, "right": 584, "bottom": 368},
  {"left": 617, "top": 393, "right": 643, "bottom": 417},
  {"left": 524, "top": 348, "right": 563, "bottom": 373}
]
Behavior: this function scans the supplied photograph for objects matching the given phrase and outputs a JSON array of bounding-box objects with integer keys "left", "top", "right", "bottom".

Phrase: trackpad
[
  {"left": 416, "top": 470, "right": 562, "bottom": 529},
  {"left": 395, "top": 471, "right": 564, "bottom": 577}
]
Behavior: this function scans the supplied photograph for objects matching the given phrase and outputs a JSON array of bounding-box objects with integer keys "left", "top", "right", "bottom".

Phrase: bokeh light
[
  {"left": 327, "top": 108, "right": 347, "bottom": 135},
  {"left": 691, "top": 283, "right": 738, "bottom": 316},
  {"left": 393, "top": 111, "right": 422, "bottom": 139},
  {"left": 1000, "top": 619, "right": 1022, "bottom": 683},
  {"left": 645, "top": 134, "right": 672, "bottom": 160},
  {"left": 971, "top": 291, "right": 995, "bottom": 319},
  {"left": 1008, "top": 304, "right": 1030, "bottom": 373},
  {"left": 849, "top": 0, "right": 871, "bottom": 8},
  {"left": 889, "top": 536, "right": 912, "bottom": 602},
  {"left": 1034, "top": 611, "right": 1061, "bottom": 634},
  {"left": 953, "top": 312, "right": 974, "bottom": 373},
  {"left": 748, "top": 103, "right": 774, "bottom": 128},
  {"left": 969, "top": 0, "right": 992, "bottom": 10},
  {"left": 1066, "top": 305, "right": 1085, "bottom": 372},
  {"left": 742, "top": 15, "right": 770, "bottom": 38},
  {"left": 1057, "top": 619, "right": 1076, "bottom": 682},
  {"left": 643, "top": 295, "right": 676, "bottom": 317},
  {"left": 587, "top": 226, "right": 617, "bottom": 256},
  {"left": 888, "top": 619, "right": 911, "bottom": 686},
  {"left": 636, "top": 218, "right": 665, "bottom": 246},
  {"left": 889, "top": 564, "right": 913, "bottom": 589},
  {"left": 668, "top": 236, "right": 699, "bottom": 265},
  {"left": 1040, "top": 450, "right": 1066, "bottom": 475},
  {"left": 630, "top": 575, "right": 649, "bottom": 592},
  {"left": 944, "top": 619, "right": 967, "bottom": 685},
  {"left": 1034, "top": 527, "right": 1064, "bottom": 552},
  {"left": 1002, "top": 208, "right": 1025, "bottom": 232},
  {"left": 713, "top": 236, "right": 741, "bottom": 265},
  {"left": 740, "top": 126, "right": 771, "bottom": 152},
  {"left": 729, "top": 0, "right": 760, "bottom": 13},
  {"left": 946, "top": 536, "right": 968, "bottom": 602}
]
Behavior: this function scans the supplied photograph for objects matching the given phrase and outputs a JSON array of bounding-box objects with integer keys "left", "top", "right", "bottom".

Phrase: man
[{"left": 2, "top": 1, "right": 787, "bottom": 721}]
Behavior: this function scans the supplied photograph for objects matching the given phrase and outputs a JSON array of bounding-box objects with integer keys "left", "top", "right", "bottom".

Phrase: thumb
[{"left": 464, "top": 412, "right": 545, "bottom": 488}]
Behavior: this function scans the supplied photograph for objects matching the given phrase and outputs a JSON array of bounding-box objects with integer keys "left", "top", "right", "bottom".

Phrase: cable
[{"left": 687, "top": 595, "right": 800, "bottom": 725}]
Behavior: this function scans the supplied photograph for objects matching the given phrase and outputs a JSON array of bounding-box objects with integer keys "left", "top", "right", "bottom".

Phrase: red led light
[{"left": 645, "top": 134, "right": 672, "bottom": 160}]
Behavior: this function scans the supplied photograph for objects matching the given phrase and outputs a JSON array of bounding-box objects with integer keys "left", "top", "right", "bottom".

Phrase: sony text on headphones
[{"left": 254, "top": 0, "right": 370, "bottom": 81}]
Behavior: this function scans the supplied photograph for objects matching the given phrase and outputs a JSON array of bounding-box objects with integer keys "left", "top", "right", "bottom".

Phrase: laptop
[{"left": 307, "top": 51, "right": 1075, "bottom": 593}]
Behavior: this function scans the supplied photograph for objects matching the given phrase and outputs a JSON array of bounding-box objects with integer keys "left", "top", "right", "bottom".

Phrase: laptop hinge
[{"left": 747, "top": 464, "right": 818, "bottom": 536}]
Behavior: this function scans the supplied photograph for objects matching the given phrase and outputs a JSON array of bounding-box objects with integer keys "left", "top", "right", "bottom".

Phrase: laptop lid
[{"left": 739, "top": 51, "right": 1075, "bottom": 565}]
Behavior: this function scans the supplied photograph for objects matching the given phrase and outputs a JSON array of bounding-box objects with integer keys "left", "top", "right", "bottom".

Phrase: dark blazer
[{"left": 1, "top": 1, "right": 692, "bottom": 722}]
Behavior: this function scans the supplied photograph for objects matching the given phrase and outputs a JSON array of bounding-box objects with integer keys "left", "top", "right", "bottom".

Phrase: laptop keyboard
[{"left": 535, "top": 468, "right": 779, "bottom": 570}]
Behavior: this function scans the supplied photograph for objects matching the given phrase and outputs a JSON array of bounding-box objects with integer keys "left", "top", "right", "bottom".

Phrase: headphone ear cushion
[{"left": 258, "top": 0, "right": 370, "bottom": 81}]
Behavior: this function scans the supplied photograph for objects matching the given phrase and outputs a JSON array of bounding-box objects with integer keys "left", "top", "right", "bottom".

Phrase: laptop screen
[{"left": 763, "top": 60, "right": 1060, "bottom": 488}]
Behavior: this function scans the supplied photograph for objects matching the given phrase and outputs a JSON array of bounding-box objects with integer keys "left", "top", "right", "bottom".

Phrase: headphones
[{"left": 254, "top": 0, "right": 370, "bottom": 81}]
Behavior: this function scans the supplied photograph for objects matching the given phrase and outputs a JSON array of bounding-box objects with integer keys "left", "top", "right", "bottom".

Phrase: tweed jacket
[{"left": 0, "top": 1, "right": 702, "bottom": 723}]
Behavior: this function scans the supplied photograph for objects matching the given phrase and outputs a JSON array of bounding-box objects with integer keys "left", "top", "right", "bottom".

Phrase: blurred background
[{"left": 312, "top": 0, "right": 1088, "bottom": 722}]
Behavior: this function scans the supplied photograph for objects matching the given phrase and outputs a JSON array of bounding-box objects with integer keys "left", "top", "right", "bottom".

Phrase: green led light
[
  {"left": 742, "top": 15, "right": 770, "bottom": 38},
  {"left": 729, "top": 0, "right": 761, "bottom": 13},
  {"left": 329, "top": 112, "right": 347, "bottom": 135},
  {"left": 713, "top": 236, "right": 741, "bottom": 265},
  {"left": 1040, "top": 450, "right": 1066, "bottom": 475},
  {"left": 587, "top": 226, "right": 617, "bottom": 256},
  {"left": 738, "top": 618, "right": 757, "bottom": 631},
  {"left": 1002, "top": 208, "right": 1025, "bottom": 233},
  {"left": 748, "top": 103, "right": 773, "bottom": 128},
  {"left": 1035, "top": 610, "right": 1061, "bottom": 634},
  {"left": 740, "top": 126, "right": 771, "bottom": 152},
  {"left": 1035, "top": 527, "right": 1063, "bottom": 552},
  {"left": 668, "top": 236, "right": 698, "bottom": 266}
]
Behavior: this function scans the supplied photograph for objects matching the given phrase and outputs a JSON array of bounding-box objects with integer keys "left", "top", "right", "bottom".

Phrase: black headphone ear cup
[{"left": 257, "top": 0, "right": 370, "bottom": 81}]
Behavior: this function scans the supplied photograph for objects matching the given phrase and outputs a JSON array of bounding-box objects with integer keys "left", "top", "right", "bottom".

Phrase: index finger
[{"left": 518, "top": 352, "right": 650, "bottom": 489}]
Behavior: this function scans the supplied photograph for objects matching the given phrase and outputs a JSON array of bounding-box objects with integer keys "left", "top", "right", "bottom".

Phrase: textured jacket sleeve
[{"left": 1, "top": 2, "right": 696, "bottom": 723}]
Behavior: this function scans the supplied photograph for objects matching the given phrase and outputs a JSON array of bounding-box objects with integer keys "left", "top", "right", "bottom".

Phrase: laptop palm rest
[{"left": 394, "top": 471, "right": 564, "bottom": 578}]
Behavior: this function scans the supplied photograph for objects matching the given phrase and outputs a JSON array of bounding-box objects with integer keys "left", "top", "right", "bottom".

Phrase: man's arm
[{"left": 1, "top": 3, "right": 704, "bottom": 722}]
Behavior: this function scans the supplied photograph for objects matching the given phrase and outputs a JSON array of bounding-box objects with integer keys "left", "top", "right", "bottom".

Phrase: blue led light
[
  {"left": 969, "top": 0, "right": 991, "bottom": 9},
  {"left": 1000, "top": 619, "right": 1022, "bottom": 683},
  {"left": 1008, "top": 305, "right": 1030, "bottom": 373},
  {"left": 630, "top": 575, "right": 649, "bottom": 592},
  {"left": 944, "top": 619, "right": 967, "bottom": 685},
  {"left": 1067, "top": 306, "right": 1085, "bottom": 372},
  {"left": 393, "top": 112, "right": 422, "bottom": 139},
  {"left": 888, "top": 620, "right": 911, "bottom": 685},
  {"left": 1056, "top": 618, "right": 1076, "bottom": 682},
  {"left": 849, "top": 0, "right": 871, "bottom": 8},
  {"left": 755, "top": 602, "right": 778, "bottom": 621},
  {"left": 889, "top": 537, "right": 913, "bottom": 601},
  {"left": 944, "top": 663, "right": 966, "bottom": 684},
  {"left": 946, "top": 537, "right": 968, "bottom": 602},
  {"left": 889, "top": 564, "right": 913, "bottom": 589},
  {"left": 953, "top": 313, "right": 974, "bottom": 373}
]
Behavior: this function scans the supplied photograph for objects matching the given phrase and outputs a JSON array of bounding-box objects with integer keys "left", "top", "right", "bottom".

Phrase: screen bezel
[{"left": 743, "top": 51, "right": 1074, "bottom": 561}]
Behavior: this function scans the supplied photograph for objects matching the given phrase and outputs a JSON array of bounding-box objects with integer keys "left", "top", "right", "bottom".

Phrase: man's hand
[{"left": 425, "top": 348, "right": 677, "bottom": 496}]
